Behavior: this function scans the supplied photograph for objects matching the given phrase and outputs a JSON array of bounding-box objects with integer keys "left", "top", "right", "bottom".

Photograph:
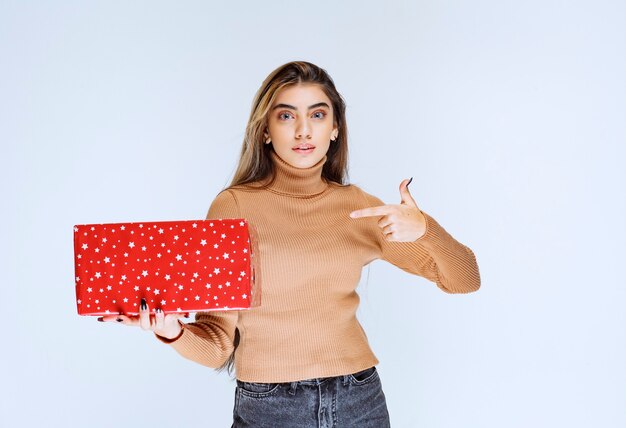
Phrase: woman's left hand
[{"left": 350, "top": 178, "right": 427, "bottom": 242}]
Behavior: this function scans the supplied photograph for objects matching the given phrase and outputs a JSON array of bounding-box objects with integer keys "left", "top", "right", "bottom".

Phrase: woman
[{"left": 101, "top": 61, "right": 481, "bottom": 427}]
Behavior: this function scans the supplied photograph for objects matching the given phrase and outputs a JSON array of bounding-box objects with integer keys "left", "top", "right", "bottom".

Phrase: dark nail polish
[
  {"left": 141, "top": 298, "right": 147, "bottom": 310},
  {"left": 116, "top": 318, "right": 123, "bottom": 322},
  {"left": 97, "top": 318, "right": 104, "bottom": 322},
  {"left": 156, "top": 308, "right": 162, "bottom": 313},
  {"left": 407, "top": 177, "right": 413, "bottom": 187}
]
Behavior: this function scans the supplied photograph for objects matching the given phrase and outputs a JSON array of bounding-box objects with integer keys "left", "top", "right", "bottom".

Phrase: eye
[
  {"left": 312, "top": 110, "right": 327, "bottom": 119},
  {"left": 278, "top": 111, "right": 293, "bottom": 121}
]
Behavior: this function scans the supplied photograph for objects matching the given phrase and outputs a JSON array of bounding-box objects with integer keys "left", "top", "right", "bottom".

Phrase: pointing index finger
[{"left": 350, "top": 205, "right": 394, "bottom": 219}]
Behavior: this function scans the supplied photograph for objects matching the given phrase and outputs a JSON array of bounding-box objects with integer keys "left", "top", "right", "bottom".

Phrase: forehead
[{"left": 273, "top": 83, "right": 332, "bottom": 107}]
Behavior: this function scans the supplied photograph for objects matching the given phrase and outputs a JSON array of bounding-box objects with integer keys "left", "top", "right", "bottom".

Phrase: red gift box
[{"left": 73, "top": 219, "right": 260, "bottom": 316}]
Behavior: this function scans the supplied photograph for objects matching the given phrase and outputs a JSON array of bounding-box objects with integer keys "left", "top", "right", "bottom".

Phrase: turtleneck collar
[{"left": 266, "top": 149, "right": 329, "bottom": 197}]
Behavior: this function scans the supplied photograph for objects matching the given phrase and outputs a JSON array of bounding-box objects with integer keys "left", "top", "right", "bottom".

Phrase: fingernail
[
  {"left": 141, "top": 298, "right": 147, "bottom": 310},
  {"left": 184, "top": 313, "right": 190, "bottom": 318},
  {"left": 156, "top": 308, "right": 162, "bottom": 314},
  {"left": 116, "top": 318, "right": 123, "bottom": 322},
  {"left": 407, "top": 177, "right": 413, "bottom": 187},
  {"left": 97, "top": 317, "right": 104, "bottom": 322}
]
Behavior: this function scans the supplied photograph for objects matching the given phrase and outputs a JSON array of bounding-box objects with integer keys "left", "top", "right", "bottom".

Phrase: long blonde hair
[{"left": 228, "top": 60, "right": 349, "bottom": 189}]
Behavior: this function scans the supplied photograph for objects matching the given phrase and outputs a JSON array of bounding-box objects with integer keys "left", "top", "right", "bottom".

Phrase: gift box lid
[{"left": 73, "top": 219, "right": 260, "bottom": 316}]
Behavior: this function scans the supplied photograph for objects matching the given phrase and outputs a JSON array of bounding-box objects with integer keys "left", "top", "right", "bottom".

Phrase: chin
[
  {"left": 289, "top": 156, "right": 324, "bottom": 169},
  {"left": 275, "top": 149, "right": 326, "bottom": 169}
]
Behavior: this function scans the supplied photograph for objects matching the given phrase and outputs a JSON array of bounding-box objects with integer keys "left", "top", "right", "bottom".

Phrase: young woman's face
[{"left": 265, "top": 83, "right": 338, "bottom": 169}]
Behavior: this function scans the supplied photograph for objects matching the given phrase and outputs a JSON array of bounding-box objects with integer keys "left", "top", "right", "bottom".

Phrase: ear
[{"left": 263, "top": 128, "right": 271, "bottom": 144}]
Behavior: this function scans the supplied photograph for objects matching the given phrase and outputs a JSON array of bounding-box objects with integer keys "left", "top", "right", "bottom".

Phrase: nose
[{"left": 295, "top": 117, "right": 312, "bottom": 139}]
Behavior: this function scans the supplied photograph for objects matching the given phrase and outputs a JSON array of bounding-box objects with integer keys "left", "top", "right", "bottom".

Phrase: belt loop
[
  {"left": 288, "top": 381, "right": 298, "bottom": 395},
  {"left": 342, "top": 374, "right": 350, "bottom": 386}
]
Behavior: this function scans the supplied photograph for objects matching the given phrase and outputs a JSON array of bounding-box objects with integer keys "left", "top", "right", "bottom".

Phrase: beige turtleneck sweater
[{"left": 156, "top": 150, "right": 480, "bottom": 382}]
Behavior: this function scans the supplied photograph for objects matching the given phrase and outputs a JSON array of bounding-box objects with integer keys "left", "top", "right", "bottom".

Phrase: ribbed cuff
[{"left": 413, "top": 210, "right": 431, "bottom": 242}]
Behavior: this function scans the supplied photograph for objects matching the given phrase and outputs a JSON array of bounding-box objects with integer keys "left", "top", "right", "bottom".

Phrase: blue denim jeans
[{"left": 231, "top": 366, "right": 391, "bottom": 427}]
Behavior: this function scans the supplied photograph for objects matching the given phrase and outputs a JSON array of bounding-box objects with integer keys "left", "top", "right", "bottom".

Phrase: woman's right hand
[{"left": 98, "top": 298, "right": 187, "bottom": 340}]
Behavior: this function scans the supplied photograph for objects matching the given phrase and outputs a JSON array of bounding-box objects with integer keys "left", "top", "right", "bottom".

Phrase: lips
[{"left": 293, "top": 144, "right": 315, "bottom": 150}]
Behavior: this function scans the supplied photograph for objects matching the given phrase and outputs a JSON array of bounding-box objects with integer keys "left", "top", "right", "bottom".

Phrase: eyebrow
[{"left": 271, "top": 102, "right": 330, "bottom": 111}]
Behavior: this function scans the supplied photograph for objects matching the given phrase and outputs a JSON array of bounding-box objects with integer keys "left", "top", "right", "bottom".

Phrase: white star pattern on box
[{"left": 73, "top": 219, "right": 255, "bottom": 315}]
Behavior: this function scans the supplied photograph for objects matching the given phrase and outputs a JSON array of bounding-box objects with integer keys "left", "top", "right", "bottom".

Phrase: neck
[{"left": 266, "top": 149, "right": 329, "bottom": 197}]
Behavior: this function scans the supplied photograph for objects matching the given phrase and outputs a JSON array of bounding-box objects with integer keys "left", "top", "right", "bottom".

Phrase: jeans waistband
[{"left": 237, "top": 366, "right": 376, "bottom": 387}]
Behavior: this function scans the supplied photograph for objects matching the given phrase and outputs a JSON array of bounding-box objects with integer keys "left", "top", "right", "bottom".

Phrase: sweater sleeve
[
  {"left": 359, "top": 189, "right": 481, "bottom": 294},
  {"left": 154, "top": 189, "right": 241, "bottom": 368}
]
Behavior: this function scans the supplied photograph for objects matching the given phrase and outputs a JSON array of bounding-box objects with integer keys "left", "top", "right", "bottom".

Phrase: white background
[{"left": 2, "top": 1, "right": 624, "bottom": 427}]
